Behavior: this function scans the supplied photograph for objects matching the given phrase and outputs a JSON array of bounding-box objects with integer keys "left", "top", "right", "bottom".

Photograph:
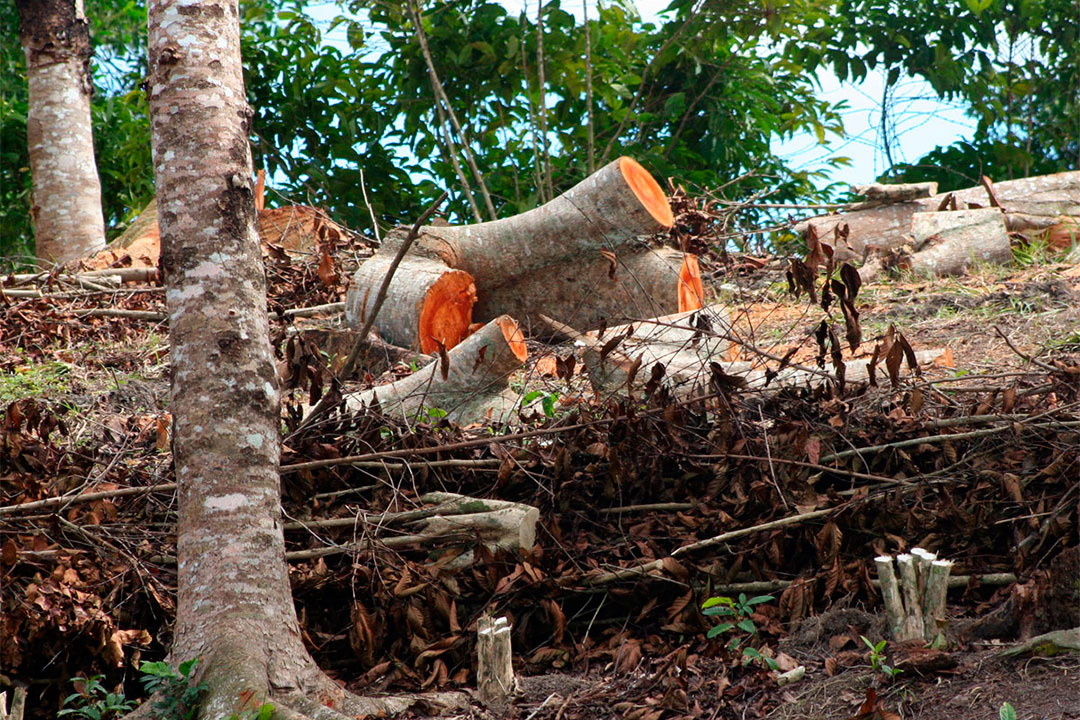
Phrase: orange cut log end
[
  {"left": 494, "top": 315, "right": 529, "bottom": 362},
  {"left": 678, "top": 254, "right": 704, "bottom": 312},
  {"left": 420, "top": 272, "right": 477, "bottom": 354},
  {"left": 619, "top": 156, "right": 674, "bottom": 228}
]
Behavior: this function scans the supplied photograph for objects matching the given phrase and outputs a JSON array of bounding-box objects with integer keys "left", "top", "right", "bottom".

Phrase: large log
[
  {"left": 343, "top": 315, "right": 527, "bottom": 424},
  {"left": 476, "top": 245, "right": 702, "bottom": 333},
  {"left": 385, "top": 156, "right": 674, "bottom": 290},
  {"left": 345, "top": 253, "right": 477, "bottom": 354}
]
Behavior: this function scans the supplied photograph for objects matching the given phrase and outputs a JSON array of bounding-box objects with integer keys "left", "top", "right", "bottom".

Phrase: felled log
[
  {"left": 347, "top": 157, "right": 686, "bottom": 350},
  {"left": 796, "top": 171, "right": 1080, "bottom": 259},
  {"left": 345, "top": 253, "right": 477, "bottom": 353},
  {"left": 860, "top": 208, "right": 1011, "bottom": 281},
  {"left": 82, "top": 194, "right": 348, "bottom": 270},
  {"left": 478, "top": 246, "right": 703, "bottom": 333},
  {"left": 343, "top": 315, "right": 527, "bottom": 424},
  {"left": 386, "top": 156, "right": 674, "bottom": 290},
  {"left": 851, "top": 181, "right": 937, "bottom": 205}
]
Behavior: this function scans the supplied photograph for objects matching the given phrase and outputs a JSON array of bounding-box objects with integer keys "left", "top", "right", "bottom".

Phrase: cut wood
[
  {"left": 346, "top": 253, "right": 477, "bottom": 353},
  {"left": 388, "top": 156, "right": 674, "bottom": 290},
  {"left": 852, "top": 181, "right": 938, "bottom": 204},
  {"left": 81, "top": 196, "right": 349, "bottom": 270},
  {"left": 875, "top": 548, "right": 953, "bottom": 644},
  {"left": 796, "top": 171, "right": 1080, "bottom": 259},
  {"left": 477, "top": 616, "right": 516, "bottom": 706},
  {"left": 478, "top": 245, "right": 702, "bottom": 333},
  {"left": 342, "top": 315, "right": 527, "bottom": 424}
]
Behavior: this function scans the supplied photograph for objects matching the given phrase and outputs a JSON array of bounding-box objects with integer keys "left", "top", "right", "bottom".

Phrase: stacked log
[
  {"left": 346, "top": 157, "right": 701, "bottom": 351},
  {"left": 795, "top": 171, "right": 1080, "bottom": 276}
]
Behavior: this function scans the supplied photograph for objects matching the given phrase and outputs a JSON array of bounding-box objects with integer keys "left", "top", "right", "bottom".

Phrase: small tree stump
[
  {"left": 875, "top": 548, "right": 954, "bottom": 644},
  {"left": 477, "top": 615, "right": 516, "bottom": 706}
]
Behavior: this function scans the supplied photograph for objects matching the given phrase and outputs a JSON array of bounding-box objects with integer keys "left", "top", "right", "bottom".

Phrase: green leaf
[
  {"left": 999, "top": 702, "right": 1017, "bottom": 720},
  {"left": 736, "top": 619, "right": 757, "bottom": 634},
  {"left": 707, "top": 622, "right": 735, "bottom": 638}
]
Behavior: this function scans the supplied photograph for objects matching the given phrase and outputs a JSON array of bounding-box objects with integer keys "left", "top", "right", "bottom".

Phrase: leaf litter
[{"left": 1, "top": 206, "right": 1078, "bottom": 720}]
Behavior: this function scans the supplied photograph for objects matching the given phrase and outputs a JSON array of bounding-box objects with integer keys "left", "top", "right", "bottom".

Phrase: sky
[{"left": 311, "top": 0, "right": 978, "bottom": 189}]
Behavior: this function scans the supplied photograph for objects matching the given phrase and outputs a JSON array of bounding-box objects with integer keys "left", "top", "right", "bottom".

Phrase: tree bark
[
  {"left": 16, "top": 0, "right": 106, "bottom": 267},
  {"left": 796, "top": 171, "right": 1080, "bottom": 259},
  {"left": 476, "top": 245, "right": 701, "bottom": 333},
  {"left": 145, "top": 0, "right": 458, "bottom": 715}
]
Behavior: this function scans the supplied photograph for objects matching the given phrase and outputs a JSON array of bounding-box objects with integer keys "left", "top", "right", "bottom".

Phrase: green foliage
[
  {"left": 523, "top": 389, "right": 559, "bottom": 417},
  {"left": 0, "top": 359, "right": 72, "bottom": 403},
  {"left": 999, "top": 701, "right": 1018, "bottom": 720},
  {"left": 139, "top": 658, "right": 207, "bottom": 720},
  {"left": 701, "top": 593, "right": 773, "bottom": 643},
  {"left": 861, "top": 636, "right": 903, "bottom": 678},
  {"left": 797, "top": 0, "right": 1079, "bottom": 187},
  {"left": 58, "top": 675, "right": 135, "bottom": 720}
]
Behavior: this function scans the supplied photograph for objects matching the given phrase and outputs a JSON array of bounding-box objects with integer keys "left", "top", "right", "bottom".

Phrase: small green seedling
[
  {"left": 999, "top": 702, "right": 1017, "bottom": 720},
  {"left": 58, "top": 675, "right": 134, "bottom": 720},
  {"left": 702, "top": 593, "right": 776, "bottom": 668},
  {"left": 861, "top": 636, "right": 903, "bottom": 678},
  {"left": 139, "top": 658, "right": 208, "bottom": 720}
]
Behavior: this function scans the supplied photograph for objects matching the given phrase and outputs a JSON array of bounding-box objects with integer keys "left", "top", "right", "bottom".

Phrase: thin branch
[
  {"left": 0, "top": 483, "right": 177, "bottom": 517},
  {"left": 535, "top": 0, "right": 554, "bottom": 199},
  {"left": 583, "top": 0, "right": 595, "bottom": 174},
  {"left": 407, "top": 0, "right": 497, "bottom": 219},
  {"left": 435, "top": 100, "right": 484, "bottom": 223},
  {"left": 994, "top": 325, "right": 1058, "bottom": 372}
]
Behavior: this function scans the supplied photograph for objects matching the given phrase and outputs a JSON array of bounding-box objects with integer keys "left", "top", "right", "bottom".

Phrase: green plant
[
  {"left": 999, "top": 702, "right": 1017, "bottom": 720},
  {"left": 523, "top": 390, "right": 559, "bottom": 418},
  {"left": 227, "top": 701, "right": 276, "bottom": 720},
  {"left": 702, "top": 593, "right": 777, "bottom": 667},
  {"left": 861, "top": 636, "right": 903, "bottom": 678},
  {"left": 58, "top": 675, "right": 134, "bottom": 720},
  {"left": 0, "top": 359, "right": 72, "bottom": 403},
  {"left": 139, "top": 658, "right": 207, "bottom": 720}
]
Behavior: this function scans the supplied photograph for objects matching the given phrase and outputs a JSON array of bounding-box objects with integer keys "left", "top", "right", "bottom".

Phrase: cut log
[
  {"left": 903, "top": 208, "right": 1012, "bottom": 277},
  {"left": 477, "top": 246, "right": 701, "bottom": 333},
  {"left": 875, "top": 549, "right": 953, "bottom": 644},
  {"left": 343, "top": 315, "right": 527, "bottom": 424},
  {"left": 346, "top": 253, "right": 477, "bottom": 353},
  {"left": 796, "top": 171, "right": 1080, "bottom": 258},
  {"left": 852, "top": 181, "right": 938, "bottom": 204},
  {"left": 388, "top": 156, "right": 674, "bottom": 290},
  {"left": 83, "top": 196, "right": 349, "bottom": 269}
]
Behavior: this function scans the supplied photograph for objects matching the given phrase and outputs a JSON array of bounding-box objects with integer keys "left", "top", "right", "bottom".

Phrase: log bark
[
  {"left": 388, "top": 156, "right": 674, "bottom": 290},
  {"left": 344, "top": 315, "right": 527, "bottom": 424},
  {"left": 16, "top": 0, "right": 107, "bottom": 266},
  {"left": 346, "top": 253, "right": 477, "bottom": 353},
  {"left": 478, "top": 245, "right": 702, "bottom": 333},
  {"left": 852, "top": 181, "right": 937, "bottom": 204},
  {"left": 904, "top": 208, "right": 1012, "bottom": 277}
]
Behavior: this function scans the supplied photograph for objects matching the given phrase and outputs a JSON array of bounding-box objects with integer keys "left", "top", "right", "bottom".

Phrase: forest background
[{"left": 1, "top": 0, "right": 1077, "bottom": 262}]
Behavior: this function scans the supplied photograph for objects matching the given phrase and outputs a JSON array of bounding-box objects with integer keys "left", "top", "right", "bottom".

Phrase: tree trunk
[
  {"left": 16, "top": 0, "right": 106, "bottom": 267},
  {"left": 145, "top": 0, "right": 464, "bottom": 715},
  {"left": 394, "top": 156, "right": 674, "bottom": 291}
]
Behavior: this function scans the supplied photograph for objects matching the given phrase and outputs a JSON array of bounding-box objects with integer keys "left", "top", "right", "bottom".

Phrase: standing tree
[
  {"left": 15, "top": 0, "right": 107, "bottom": 266},
  {"left": 145, "top": 0, "right": 456, "bottom": 715}
]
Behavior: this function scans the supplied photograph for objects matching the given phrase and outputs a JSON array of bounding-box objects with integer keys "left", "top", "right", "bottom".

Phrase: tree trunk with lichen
[
  {"left": 143, "top": 0, "right": 464, "bottom": 716},
  {"left": 15, "top": 0, "right": 106, "bottom": 266}
]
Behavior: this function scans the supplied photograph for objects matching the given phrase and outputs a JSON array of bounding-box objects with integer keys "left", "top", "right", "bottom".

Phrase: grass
[{"left": 0, "top": 359, "right": 73, "bottom": 403}]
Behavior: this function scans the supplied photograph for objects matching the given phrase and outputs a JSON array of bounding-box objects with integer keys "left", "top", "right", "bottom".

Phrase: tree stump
[
  {"left": 875, "top": 549, "right": 954, "bottom": 644},
  {"left": 477, "top": 615, "right": 516, "bottom": 706}
]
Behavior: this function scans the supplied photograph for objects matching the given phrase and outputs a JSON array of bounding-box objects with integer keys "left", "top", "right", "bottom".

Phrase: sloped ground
[{"left": 1, "top": 230, "right": 1077, "bottom": 720}]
